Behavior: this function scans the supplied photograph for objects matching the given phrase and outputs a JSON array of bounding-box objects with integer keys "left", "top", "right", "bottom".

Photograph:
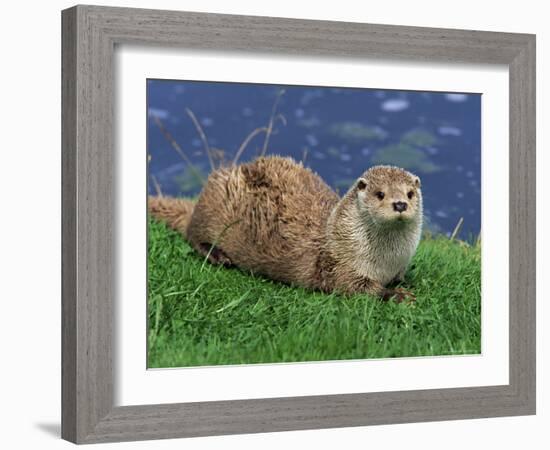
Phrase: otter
[{"left": 149, "top": 156, "right": 422, "bottom": 301}]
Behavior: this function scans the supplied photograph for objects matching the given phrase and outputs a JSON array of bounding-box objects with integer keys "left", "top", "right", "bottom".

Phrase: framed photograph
[{"left": 61, "top": 5, "right": 536, "bottom": 444}]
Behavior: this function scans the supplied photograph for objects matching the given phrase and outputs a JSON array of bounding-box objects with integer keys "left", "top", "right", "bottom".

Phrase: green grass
[{"left": 148, "top": 218, "right": 481, "bottom": 368}]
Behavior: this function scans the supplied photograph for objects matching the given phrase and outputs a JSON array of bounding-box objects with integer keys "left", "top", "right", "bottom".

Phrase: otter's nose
[{"left": 393, "top": 201, "right": 407, "bottom": 213}]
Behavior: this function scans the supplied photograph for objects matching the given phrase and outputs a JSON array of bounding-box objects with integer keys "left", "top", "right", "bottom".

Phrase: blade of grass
[
  {"left": 216, "top": 290, "right": 252, "bottom": 313},
  {"left": 200, "top": 219, "right": 242, "bottom": 272}
]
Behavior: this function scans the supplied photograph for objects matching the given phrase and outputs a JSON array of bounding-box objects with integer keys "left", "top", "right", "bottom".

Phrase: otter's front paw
[{"left": 382, "top": 287, "right": 416, "bottom": 304}]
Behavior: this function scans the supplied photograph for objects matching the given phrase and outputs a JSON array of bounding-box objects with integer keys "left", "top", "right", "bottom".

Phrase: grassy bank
[{"left": 147, "top": 218, "right": 481, "bottom": 368}]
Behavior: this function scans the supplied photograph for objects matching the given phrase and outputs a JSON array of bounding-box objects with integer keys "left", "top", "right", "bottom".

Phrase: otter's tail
[{"left": 148, "top": 196, "right": 195, "bottom": 238}]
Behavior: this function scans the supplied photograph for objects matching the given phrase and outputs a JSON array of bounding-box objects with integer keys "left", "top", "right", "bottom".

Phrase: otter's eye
[
  {"left": 407, "top": 190, "right": 414, "bottom": 199},
  {"left": 375, "top": 191, "right": 385, "bottom": 200}
]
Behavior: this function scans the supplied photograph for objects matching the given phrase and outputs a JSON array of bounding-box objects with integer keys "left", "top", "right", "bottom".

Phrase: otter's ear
[
  {"left": 414, "top": 176, "right": 421, "bottom": 188},
  {"left": 357, "top": 178, "right": 367, "bottom": 190}
]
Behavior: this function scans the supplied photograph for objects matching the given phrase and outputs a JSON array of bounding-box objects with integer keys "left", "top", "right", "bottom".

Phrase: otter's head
[{"left": 354, "top": 165, "right": 422, "bottom": 226}]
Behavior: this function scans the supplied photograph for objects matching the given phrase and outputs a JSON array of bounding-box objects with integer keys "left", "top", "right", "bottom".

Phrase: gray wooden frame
[{"left": 61, "top": 4, "right": 536, "bottom": 444}]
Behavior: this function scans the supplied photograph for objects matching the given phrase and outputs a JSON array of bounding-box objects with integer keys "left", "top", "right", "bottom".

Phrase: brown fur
[
  {"left": 148, "top": 156, "right": 422, "bottom": 299},
  {"left": 148, "top": 196, "right": 195, "bottom": 236}
]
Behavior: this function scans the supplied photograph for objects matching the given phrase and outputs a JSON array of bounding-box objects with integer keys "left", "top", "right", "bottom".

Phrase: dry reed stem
[
  {"left": 260, "top": 89, "right": 286, "bottom": 157},
  {"left": 151, "top": 114, "right": 205, "bottom": 184},
  {"left": 151, "top": 174, "right": 163, "bottom": 197},
  {"left": 450, "top": 217, "right": 464, "bottom": 241},
  {"left": 232, "top": 127, "right": 268, "bottom": 166},
  {"left": 186, "top": 108, "right": 215, "bottom": 171},
  {"left": 301, "top": 147, "right": 309, "bottom": 164}
]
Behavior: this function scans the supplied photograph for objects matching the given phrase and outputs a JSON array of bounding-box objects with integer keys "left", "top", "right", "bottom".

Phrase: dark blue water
[{"left": 147, "top": 79, "right": 481, "bottom": 239}]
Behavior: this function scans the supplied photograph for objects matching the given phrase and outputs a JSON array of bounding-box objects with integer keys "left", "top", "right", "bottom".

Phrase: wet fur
[{"left": 148, "top": 156, "right": 422, "bottom": 299}]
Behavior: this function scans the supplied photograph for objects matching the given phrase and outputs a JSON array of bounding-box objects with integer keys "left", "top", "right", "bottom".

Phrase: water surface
[{"left": 147, "top": 80, "right": 481, "bottom": 239}]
